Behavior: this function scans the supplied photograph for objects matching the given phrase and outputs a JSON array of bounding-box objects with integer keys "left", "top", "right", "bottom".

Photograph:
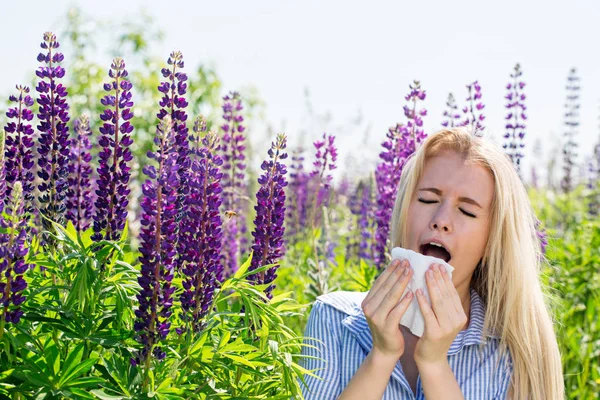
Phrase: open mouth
[{"left": 420, "top": 242, "right": 452, "bottom": 263}]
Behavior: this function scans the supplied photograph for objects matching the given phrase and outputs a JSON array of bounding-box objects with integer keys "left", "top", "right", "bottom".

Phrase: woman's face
[{"left": 405, "top": 149, "right": 495, "bottom": 293}]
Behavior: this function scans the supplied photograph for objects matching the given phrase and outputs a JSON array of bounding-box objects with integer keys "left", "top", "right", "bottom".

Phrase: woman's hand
[
  {"left": 361, "top": 258, "right": 414, "bottom": 362},
  {"left": 414, "top": 263, "right": 468, "bottom": 367}
]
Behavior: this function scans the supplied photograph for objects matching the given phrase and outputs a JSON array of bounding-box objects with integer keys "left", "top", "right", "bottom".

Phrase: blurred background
[{"left": 1, "top": 0, "right": 600, "bottom": 186}]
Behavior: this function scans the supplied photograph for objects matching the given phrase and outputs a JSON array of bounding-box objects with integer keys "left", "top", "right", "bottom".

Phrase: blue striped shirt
[{"left": 298, "top": 287, "right": 513, "bottom": 399}]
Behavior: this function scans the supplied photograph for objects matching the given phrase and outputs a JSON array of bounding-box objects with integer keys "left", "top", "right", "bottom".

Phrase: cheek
[{"left": 458, "top": 219, "right": 490, "bottom": 258}]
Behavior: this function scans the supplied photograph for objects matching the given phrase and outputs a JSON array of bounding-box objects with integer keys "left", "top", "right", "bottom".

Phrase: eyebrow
[{"left": 418, "top": 187, "right": 483, "bottom": 209}]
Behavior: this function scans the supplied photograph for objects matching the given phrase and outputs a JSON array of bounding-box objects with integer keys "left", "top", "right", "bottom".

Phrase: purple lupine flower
[
  {"left": 0, "top": 130, "right": 6, "bottom": 213},
  {"left": 0, "top": 182, "right": 33, "bottom": 331},
  {"left": 132, "top": 116, "right": 179, "bottom": 366},
  {"left": 285, "top": 148, "right": 309, "bottom": 241},
  {"left": 535, "top": 218, "right": 548, "bottom": 256},
  {"left": 504, "top": 64, "right": 527, "bottom": 174},
  {"left": 310, "top": 133, "right": 338, "bottom": 190},
  {"left": 358, "top": 178, "right": 375, "bottom": 261},
  {"left": 460, "top": 80, "right": 485, "bottom": 136},
  {"left": 374, "top": 124, "right": 409, "bottom": 270},
  {"left": 158, "top": 51, "right": 190, "bottom": 264},
  {"left": 4, "top": 85, "right": 35, "bottom": 213},
  {"left": 66, "top": 116, "right": 94, "bottom": 232},
  {"left": 441, "top": 93, "right": 461, "bottom": 128},
  {"left": 374, "top": 82, "right": 428, "bottom": 269},
  {"left": 179, "top": 119, "right": 224, "bottom": 332},
  {"left": 35, "top": 32, "right": 71, "bottom": 233},
  {"left": 92, "top": 57, "right": 134, "bottom": 242},
  {"left": 248, "top": 133, "right": 288, "bottom": 299},
  {"left": 403, "top": 80, "right": 427, "bottom": 150},
  {"left": 561, "top": 68, "right": 580, "bottom": 193},
  {"left": 220, "top": 91, "right": 247, "bottom": 279}
]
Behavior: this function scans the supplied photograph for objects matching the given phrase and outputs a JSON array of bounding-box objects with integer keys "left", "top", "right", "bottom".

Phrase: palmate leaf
[{"left": 57, "top": 343, "right": 96, "bottom": 386}]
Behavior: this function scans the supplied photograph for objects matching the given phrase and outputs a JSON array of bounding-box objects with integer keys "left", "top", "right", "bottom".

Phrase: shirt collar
[{"left": 341, "top": 287, "right": 499, "bottom": 357}]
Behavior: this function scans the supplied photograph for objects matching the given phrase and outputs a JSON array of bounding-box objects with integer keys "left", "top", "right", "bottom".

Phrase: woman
[{"left": 299, "top": 128, "right": 564, "bottom": 399}]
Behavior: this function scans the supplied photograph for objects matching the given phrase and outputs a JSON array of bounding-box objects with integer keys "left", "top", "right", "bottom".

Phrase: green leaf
[
  {"left": 58, "top": 357, "right": 98, "bottom": 387},
  {"left": 90, "top": 389, "right": 125, "bottom": 400},
  {"left": 232, "top": 251, "right": 253, "bottom": 280},
  {"left": 43, "top": 341, "right": 60, "bottom": 378},
  {"left": 59, "top": 343, "right": 84, "bottom": 381},
  {"left": 220, "top": 353, "right": 257, "bottom": 369}
]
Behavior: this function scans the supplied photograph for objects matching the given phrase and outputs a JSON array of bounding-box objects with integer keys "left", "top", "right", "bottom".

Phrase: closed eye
[
  {"left": 460, "top": 208, "right": 476, "bottom": 218},
  {"left": 418, "top": 198, "right": 477, "bottom": 218},
  {"left": 418, "top": 198, "right": 437, "bottom": 204}
]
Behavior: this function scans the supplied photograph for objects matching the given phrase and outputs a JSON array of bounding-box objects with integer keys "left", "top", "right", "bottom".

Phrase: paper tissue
[{"left": 390, "top": 247, "right": 454, "bottom": 337}]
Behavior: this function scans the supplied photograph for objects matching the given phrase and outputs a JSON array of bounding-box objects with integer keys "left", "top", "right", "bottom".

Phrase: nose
[{"left": 430, "top": 204, "right": 452, "bottom": 233}]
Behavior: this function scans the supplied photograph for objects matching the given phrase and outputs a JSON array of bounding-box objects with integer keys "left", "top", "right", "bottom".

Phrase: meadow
[{"left": 0, "top": 10, "right": 598, "bottom": 400}]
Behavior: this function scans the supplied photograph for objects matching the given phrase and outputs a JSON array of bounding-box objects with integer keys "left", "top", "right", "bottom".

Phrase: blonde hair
[{"left": 390, "top": 128, "right": 564, "bottom": 400}]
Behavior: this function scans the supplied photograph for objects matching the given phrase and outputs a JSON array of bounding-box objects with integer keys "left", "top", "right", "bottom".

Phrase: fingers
[
  {"left": 416, "top": 286, "right": 439, "bottom": 332},
  {"left": 421, "top": 263, "right": 467, "bottom": 335},
  {"left": 362, "top": 260, "right": 413, "bottom": 324},
  {"left": 363, "top": 259, "right": 401, "bottom": 304},
  {"left": 440, "top": 265, "right": 463, "bottom": 313},
  {"left": 388, "top": 290, "right": 414, "bottom": 325}
]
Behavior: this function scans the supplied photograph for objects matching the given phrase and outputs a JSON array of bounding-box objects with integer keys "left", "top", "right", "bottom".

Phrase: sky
[{"left": 1, "top": 0, "right": 599, "bottom": 185}]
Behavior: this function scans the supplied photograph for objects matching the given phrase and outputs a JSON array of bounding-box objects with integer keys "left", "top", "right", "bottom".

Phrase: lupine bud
[
  {"left": 248, "top": 133, "right": 288, "bottom": 299},
  {"left": 179, "top": 120, "right": 224, "bottom": 332},
  {"left": 220, "top": 91, "right": 247, "bottom": 279},
  {"left": 504, "top": 64, "right": 527, "bottom": 174},
  {"left": 66, "top": 116, "right": 94, "bottom": 231},
  {"left": 92, "top": 58, "right": 134, "bottom": 242},
  {"left": 0, "top": 182, "right": 33, "bottom": 330},
  {"left": 460, "top": 80, "right": 485, "bottom": 136},
  {"left": 36, "top": 32, "right": 71, "bottom": 235},
  {"left": 561, "top": 68, "right": 580, "bottom": 193},
  {"left": 4, "top": 85, "right": 35, "bottom": 213},
  {"left": 441, "top": 93, "right": 461, "bottom": 128},
  {"left": 132, "top": 116, "right": 179, "bottom": 366}
]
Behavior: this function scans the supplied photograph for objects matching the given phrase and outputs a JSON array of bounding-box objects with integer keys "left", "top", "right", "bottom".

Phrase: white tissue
[{"left": 390, "top": 247, "right": 454, "bottom": 337}]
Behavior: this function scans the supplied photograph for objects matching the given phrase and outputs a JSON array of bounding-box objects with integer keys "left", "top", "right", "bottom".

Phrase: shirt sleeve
[{"left": 298, "top": 300, "right": 345, "bottom": 400}]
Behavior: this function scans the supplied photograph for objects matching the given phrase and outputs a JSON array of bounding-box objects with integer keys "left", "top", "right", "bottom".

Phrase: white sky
[{"left": 1, "top": 0, "right": 599, "bottom": 184}]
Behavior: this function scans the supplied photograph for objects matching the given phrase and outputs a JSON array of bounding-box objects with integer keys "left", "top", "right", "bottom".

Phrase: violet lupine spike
[
  {"left": 285, "top": 148, "right": 309, "bottom": 241},
  {"left": 358, "top": 178, "right": 375, "bottom": 261},
  {"left": 158, "top": 51, "right": 190, "bottom": 260},
  {"left": 0, "top": 182, "right": 33, "bottom": 329},
  {"left": 35, "top": 32, "right": 71, "bottom": 234},
  {"left": 179, "top": 122, "right": 224, "bottom": 332},
  {"left": 0, "top": 130, "right": 6, "bottom": 214},
  {"left": 132, "top": 116, "right": 179, "bottom": 366},
  {"left": 504, "top": 64, "right": 527, "bottom": 174},
  {"left": 403, "top": 80, "right": 428, "bottom": 150},
  {"left": 220, "top": 91, "right": 247, "bottom": 279},
  {"left": 92, "top": 57, "right": 134, "bottom": 242},
  {"left": 561, "top": 67, "right": 580, "bottom": 194},
  {"left": 374, "top": 124, "right": 409, "bottom": 270},
  {"left": 248, "top": 133, "right": 288, "bottom": 299},
  {"left": 310, "top": 133, "right": 338, "bottom": 190},
  {"left": 460, "top": 80, "right": 486, "bottom": 137},
  {"left": 441, "top": 93, "right": 461, "bottom": 128},
  {"left": 373, "top": 82, "right": 428, "bottom": 269},
  {"left": 4, "top": 85, "right": 36, "bottom": 213},
  {"left": 66, "top": 116, "right": 94, "bottom": 232}
]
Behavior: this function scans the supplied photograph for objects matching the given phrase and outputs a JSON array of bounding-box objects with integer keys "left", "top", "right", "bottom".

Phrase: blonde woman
[{"left": 299, "top": 128, "right": 564, "bottom": 399}]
